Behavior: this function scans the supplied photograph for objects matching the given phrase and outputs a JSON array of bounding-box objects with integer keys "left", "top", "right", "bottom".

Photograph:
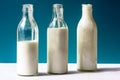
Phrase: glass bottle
[
  {"left": 47, "top": 4, "right": 68, "bottom": 74},
  {"left": 77, "top": 4, "right": 97, "bottom": 71},
  {"left": 17, "top": 4, "right": 39, "bottom": 75}
]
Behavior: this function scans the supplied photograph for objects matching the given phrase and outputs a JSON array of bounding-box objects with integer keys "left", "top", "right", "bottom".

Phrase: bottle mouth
[
  {"left": 82, "top": 4, "right": 92, "bottom": 8},
  {"left": 53, "top": 3, "right": 63, "bottom": 18},
  {"left": 82, "top": 4, "right": 92, "bottom": 11},
  {"left": 22, "top": 4, "right": 33, "bottom": 12},
  {"left": 53, "top": 4, "right": 63, "bottom": 9}
]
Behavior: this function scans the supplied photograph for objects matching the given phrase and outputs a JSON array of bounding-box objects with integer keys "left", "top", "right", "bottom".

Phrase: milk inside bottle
[{"left": 17, "top": 41, "right": 38, "bottom": 75}]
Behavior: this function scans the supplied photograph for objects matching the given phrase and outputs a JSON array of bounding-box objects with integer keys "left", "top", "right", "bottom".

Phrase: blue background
[{"left": 0, "top": 0, "right": 120, "bottom": 63}]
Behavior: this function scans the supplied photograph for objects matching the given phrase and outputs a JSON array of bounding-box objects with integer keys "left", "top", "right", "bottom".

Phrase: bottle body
[
  {"left": 17, "top": 4, "right": 39, "bottom": 75},
  {"left": 47, "top": 4, "right": 68, "bottom": 74},
  {"left": 17, "top": 41, "right": 38, "bottom": 75},
  {"left": 47, "top": 28, "right": 68, "bottom": 73},
  {"left": 77, "top": 4, "right": 97, "bottom": 71}
]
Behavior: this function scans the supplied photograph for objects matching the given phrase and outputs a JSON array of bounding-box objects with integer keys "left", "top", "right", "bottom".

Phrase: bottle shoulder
[
  {"left": 49, "top": 18, "right": 68, "bottom": 28},
  {"left": 17, "top": 17, "right": 38, "bottom": 30},
  {"left": 77, "top": 18, "right": 97, "bottom": 31}
]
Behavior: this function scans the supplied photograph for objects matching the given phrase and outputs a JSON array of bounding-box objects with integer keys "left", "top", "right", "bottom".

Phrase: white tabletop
[{"left": 0, "top": 63, "right": 120, "bottom": 80}]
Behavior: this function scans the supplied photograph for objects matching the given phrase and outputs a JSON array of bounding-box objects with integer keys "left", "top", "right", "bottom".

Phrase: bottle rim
[
  {"left": 53, "top": 4, "right": 63, "bottom": 8},
  {"left": 22, "top": 4, "right": 33, "bottom": 12},
  {"left": 82, "top": 4, "right": 92, "bottom": 8}
]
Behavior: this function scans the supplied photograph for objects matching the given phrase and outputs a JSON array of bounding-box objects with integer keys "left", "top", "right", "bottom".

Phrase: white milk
[
  {"left": 77, "top": 4, "right": 97, "bottom": 71},
  {"left": 17, "top": 40, "right": 38, "bottom": 75},
  {"left": 47, "top": 27, "right": 68, "bottom": 73},
  {"left": 77, "top": 26, "right": 97, "bottom": 71}
]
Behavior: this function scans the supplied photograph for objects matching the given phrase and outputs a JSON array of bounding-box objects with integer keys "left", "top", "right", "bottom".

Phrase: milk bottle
[
  {"left": 77, "top": 4, "right": 97, "bottom": 71},
  {"left": 47, "top": 4, "right": 68, "bottom": 74},
  {"left": 17, "top": 4, "right": 39, "bottom": 75}
]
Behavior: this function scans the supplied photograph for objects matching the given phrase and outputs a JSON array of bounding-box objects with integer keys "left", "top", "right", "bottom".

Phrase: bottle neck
[
  {"left": 53, "top": 5, "right": 64, "bottom": 19},
  {"left": 23, "top": 11, "right": 33, "bottom": 18},
  {"left": 82, "top": 4, "right": 93, "bottom": 19},
  {"left": 22, "top": 4, "right": 33, "bottom": 19}
]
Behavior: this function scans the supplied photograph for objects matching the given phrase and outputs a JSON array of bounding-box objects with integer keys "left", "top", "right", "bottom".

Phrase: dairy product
[
  {"left": 17, "top": 40, "right": 38, "bottom": 75},
  {"left": 47, "top": 27, "right": 68, "bottom": 73}
]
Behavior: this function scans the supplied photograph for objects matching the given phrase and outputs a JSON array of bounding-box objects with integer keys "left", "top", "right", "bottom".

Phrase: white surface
[{"left": 0, "top": 63, "right": 120, "bottom": 80}]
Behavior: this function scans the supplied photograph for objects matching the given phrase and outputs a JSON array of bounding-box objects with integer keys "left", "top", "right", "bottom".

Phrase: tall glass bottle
[
  {"left": 77, "top": 4, "right": 97, "bottom": 71},
  {"left": 17, "top": 4, "right": 39, "bottom": 75},
  {"left": 47, "top": 4, "right": 68, "bottom": 74}
]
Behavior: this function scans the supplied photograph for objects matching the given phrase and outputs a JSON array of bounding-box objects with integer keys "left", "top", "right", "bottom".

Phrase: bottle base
[
  {"left": 17, "top": 72, "right": 38, "bottom": 76},
  {"left": 77, "top": 69, "right": 97, "bottom": 72},
  {"left": 48, "top": 71, "right": 68, "bottom": 74}
]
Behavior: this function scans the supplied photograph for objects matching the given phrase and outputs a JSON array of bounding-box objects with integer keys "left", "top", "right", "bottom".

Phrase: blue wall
[{"left": 0, "top": 0, "right": 120, "bottom": 63}]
